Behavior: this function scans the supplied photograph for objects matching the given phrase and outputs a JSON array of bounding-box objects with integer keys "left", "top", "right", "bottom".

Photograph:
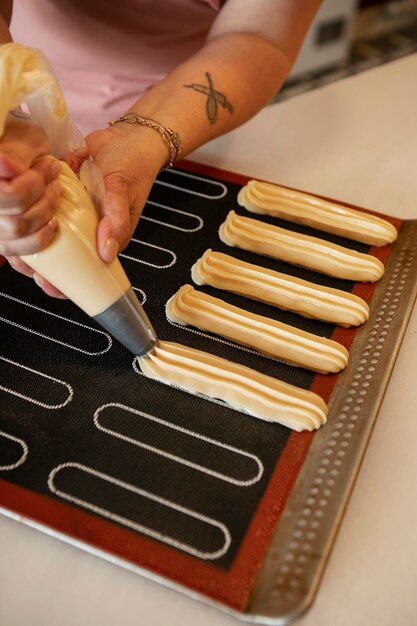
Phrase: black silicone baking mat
[{"left": 0, "top": 161, "right": 404, "bottom": 621}]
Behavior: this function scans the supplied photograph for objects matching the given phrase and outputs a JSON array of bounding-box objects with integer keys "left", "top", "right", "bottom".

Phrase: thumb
[{"left": 96, "top": 174, "right": 133, "bottom": 263}]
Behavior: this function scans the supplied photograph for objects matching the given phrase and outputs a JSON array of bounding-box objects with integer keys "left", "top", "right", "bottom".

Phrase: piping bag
[{"left": 0, "top": 43, "right": 158, "bottom": 356}]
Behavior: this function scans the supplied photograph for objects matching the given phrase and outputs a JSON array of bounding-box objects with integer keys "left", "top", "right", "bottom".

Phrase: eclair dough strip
[
  {"left": 219, "top": 211, "right": 384, "bottom": 283},
  {"left": 166, "top": 285, "right": 348, "bottom": 374},
  {"left": 191, "top": 250, "right": 369, "bottom": 328},
  {"left": 238, "top": 179, "right": 398, "bottom": 247},
  {"left": 138, "top": 341, "right": 328, "bottom": 432}
]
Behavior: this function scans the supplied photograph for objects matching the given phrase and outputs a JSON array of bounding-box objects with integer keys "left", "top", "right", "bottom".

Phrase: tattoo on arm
[{"left": 183, "top": 72, "right": 234, "bottom": 125}]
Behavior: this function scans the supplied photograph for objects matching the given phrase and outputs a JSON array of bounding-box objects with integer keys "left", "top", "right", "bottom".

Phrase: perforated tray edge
[{"left": 245, "top": 219, "right": 417, "bottom": 624}]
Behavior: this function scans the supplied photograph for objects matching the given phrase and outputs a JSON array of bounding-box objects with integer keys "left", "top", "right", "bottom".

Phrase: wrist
[
  {"left": 108, "top": 112, "right": 182, "bottom": 171},
  {"left": 106, "top": 121, "right": 167, "bottom": 175}
]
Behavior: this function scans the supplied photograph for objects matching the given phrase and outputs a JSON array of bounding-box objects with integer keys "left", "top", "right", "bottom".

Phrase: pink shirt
[{"left": 11, "top": 0, "right": 221, "bottom": 134}]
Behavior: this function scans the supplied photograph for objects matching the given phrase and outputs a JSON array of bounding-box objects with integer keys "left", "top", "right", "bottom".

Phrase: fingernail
[
  {"left": 104, "top": 237, "right": 119, "bottom": 261},
  {"left": 33, "top": 273, "right": 45, "bottom": 289},
  {"left": 52, "top": 181, "right": 61, "bottom": 195},
  {"left": 48, "top": 217, "right": 58, "bottom": 231},
  {"left": 51, "top": 161, "right": 61, "bottom": 177}
]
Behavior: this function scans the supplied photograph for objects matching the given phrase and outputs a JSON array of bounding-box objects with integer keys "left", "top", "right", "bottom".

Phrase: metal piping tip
[
  {"left": 93, "top": 287, "right": 158, "bottom": 356},
  {"left": 141, "top": 339, "right": 159, "bottom": 358}
]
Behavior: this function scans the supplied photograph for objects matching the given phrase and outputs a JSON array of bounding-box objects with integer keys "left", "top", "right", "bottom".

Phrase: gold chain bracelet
[{"left": 108, "top": 112, "right": 182, "bottom": 170}]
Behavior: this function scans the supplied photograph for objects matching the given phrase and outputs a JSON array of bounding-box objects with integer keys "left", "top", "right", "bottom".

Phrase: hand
[
  {"left": 0, "top": 111, "right": 60, "bottom": 256},
  {"left": 0, "top": 111, "right": 87, "bottom": 298},
  {"left": 85, "top": 121, "right": 167, "bottom": 262}
]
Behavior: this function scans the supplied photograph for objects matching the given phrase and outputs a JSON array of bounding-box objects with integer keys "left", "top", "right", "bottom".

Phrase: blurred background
[{"left": 274, "top": 0, "right": 417, "bottom": 102}]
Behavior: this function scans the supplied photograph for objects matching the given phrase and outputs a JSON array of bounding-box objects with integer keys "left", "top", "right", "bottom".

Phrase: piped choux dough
[
  {"left": 238, "top": 180, "right": 398, "bottom": 247},
  {"left": 219, "top": 211, "right": 384, "bottom": 283},
  {"left": 138, "top": 341, "right": 328, "bottom": 432},
  {"left": 166, "top": 285, "right": 348, "bottom": 374},
  {"left": 192, "top": 250, "right": 369, "bottom": 328}
]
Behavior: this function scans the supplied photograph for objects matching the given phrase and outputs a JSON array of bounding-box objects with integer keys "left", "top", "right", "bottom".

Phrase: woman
[{"left": 0, "top": 0, "right": 322, "bottom": 296}]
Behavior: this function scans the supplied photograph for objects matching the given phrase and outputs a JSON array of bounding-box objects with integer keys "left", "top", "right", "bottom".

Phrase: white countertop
[{"left": 2, "top": 54, "right": 417, "bottom": 626}]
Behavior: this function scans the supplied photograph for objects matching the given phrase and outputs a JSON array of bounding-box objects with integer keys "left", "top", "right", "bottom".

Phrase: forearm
[
  {"left": 122, "top": 31, "right": 290, "bottom": 163},
  {"left": 88, "top": 0, "right": 322, "bottom": 260}
]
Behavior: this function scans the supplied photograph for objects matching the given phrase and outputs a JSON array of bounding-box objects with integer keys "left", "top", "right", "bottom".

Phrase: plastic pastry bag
[{"left": 0, "top": 41, "right": 104, "bottom": 208}]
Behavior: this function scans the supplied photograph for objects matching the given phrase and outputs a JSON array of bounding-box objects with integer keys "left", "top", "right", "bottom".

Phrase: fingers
[
  {"left": 97, "top": 215, "right": 120, "bottom": 262},
  {"left": 7, "top": 257, "right": 67, "bottom": 299},
  {"left": 0, "top": 115, "right": 66, "bottom": 298},
  {"left": 0, "top": 113, "right": 50, "bottom": 173},
  {"left": 33, "top": 273, "right": 67, "bottom": 299},
  {"left": 0, "top": 180, "right": 60, "bottom": 237},
  {"left": 0, "top": 180, "right": 60, "bottom": 255},
  {"left": 32, "top": 158, "right": 61, "bottom": 187},
  {"left": 0, "top": 215, "right": 58, "bottom": 257},
  {"left": 96, "top": 175, "right": 134, "bottom": 262},
  {"left": 62, "top": 146, "right": 89, "bottom": 172},
  {"left": 0, "top": 156, "right": 61, "bottom": 256},
  {"left": 0, "top": 159, "right": 60, "bottom": 213},
  {"left": 0, "top": 153, "right": 25, "bottom": 179},
  {"left": 6, "top": 256, "right": 35, "bottom": 278}
]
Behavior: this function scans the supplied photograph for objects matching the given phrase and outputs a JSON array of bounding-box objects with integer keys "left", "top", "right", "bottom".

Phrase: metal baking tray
[{"left": 1, "top": 164, "right": 416, "bottom": 624}]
